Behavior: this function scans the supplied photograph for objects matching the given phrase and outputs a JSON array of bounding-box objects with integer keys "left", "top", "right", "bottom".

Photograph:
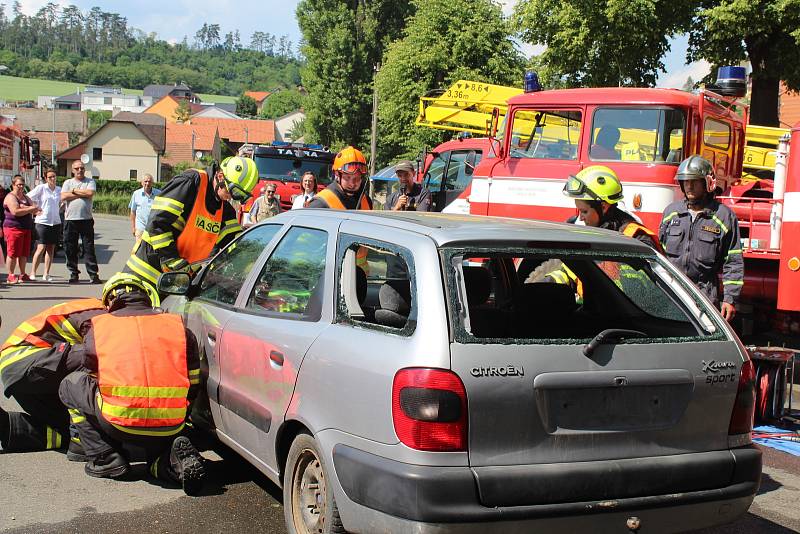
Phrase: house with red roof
[{"left": 163, "top": 122, "right": 221, "bottom": 167}]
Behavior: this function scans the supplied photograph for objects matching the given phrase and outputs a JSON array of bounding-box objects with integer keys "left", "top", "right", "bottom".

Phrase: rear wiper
[{"left": 583, "top": 329, "right": 647, "bottom": 358}]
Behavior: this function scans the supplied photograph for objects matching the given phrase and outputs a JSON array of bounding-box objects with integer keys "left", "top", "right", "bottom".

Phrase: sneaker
[
  {"left": 28, "top": 274, "right": 37, "bottom": 281},
  {"left": 89, "top": 276, "right": 102, "bottom": 285},
  {"left": 85, "top": 450, "right": 129, "bottom": 478},
  {"left": 45, "top": 275, "right": 55, "bottom": 283},
  {"left": 6, "top": 274, "right": 17, "bottom": 284},
  {"left": 66, "top": 440, "right": 87, "bottom": 462},
  {"left": 169, "top": 436, "right": 206, "bottom": 496},
  {"left": 68, "top": 276, "right": 80, "bottom": 284}
]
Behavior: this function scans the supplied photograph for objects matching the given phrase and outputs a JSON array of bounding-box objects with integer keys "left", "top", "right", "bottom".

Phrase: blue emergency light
[
  {"left": 713, "top": 66, "right": 747, "bottom": 98},
  {"left": 524, "top": 70, "right": 541, "bottom": 93}
]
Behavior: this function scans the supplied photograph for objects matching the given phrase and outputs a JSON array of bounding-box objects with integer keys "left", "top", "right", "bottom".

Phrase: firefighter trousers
[
  {"left": 1, "top": 392, "right": 70, "bottom": 452},
  {"left": 58, "top": 370, "right": 180, "bottom": 481}
]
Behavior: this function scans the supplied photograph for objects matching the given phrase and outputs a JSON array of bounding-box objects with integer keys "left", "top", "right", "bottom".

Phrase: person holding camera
[{"left": 385, "top": 161, "right": 431, "bottom": 212}]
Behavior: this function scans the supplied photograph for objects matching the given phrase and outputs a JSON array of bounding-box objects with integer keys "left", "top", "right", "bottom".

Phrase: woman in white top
[
  {"left": 291, "top": 172, "right": 318, "bottom": 209},
  {"left": 28, "top": 168, "right": 62, "bottom": 281}
]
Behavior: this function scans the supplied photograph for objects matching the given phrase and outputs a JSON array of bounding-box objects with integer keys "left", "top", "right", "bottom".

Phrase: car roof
[{"left": 282, "top": 210, "right": 653, "bottom": 252}]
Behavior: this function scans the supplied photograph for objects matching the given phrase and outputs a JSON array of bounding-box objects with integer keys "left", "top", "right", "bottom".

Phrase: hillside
[{"left": 0, "top": 75, "right": 237, "bottom": 104}]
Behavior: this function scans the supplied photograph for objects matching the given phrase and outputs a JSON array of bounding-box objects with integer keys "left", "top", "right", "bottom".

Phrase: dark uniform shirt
[
  {"left": 384, "top": 183, "right": 432, "bottom": 212},
  {"left": 121, "top": 169, "right": 241, "bottom": 288},
  {"left": 306, "top": 182, "right": 372, "bottom": 210},
  {"left": 567, "top": 207, "right": 658, "bottom": 249},
  {"left": 659, "top": 198, "right": 744, "bottom": 305}
]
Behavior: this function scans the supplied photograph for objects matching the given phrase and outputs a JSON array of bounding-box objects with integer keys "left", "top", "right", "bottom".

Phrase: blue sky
[{"left": 17, "top": 0, "right": 706, "bottom": 88}]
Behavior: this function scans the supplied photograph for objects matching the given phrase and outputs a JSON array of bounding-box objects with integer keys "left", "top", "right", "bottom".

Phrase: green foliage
[
  {"left": 92, "top": 193, "right": 134, "bottom": 215},
  {"left": 512, "top": 0, "right": 693, "bottom": 87},
  {"left": 236, "top": 94, "right": 258, "bottom": 118},
  {"left": 375, "top": 0, "right": 524, "bottom": 165},
  {"left": 87, "top": 110, "right": 111, "bottom": 134},
  {"left": 286, "top": 117, "right": 306, "bottom": 141},
  {"left": 297, "top": 0, "right": 414, "bottom": 150},
  {"left": 173, "top": 99, "right": 192, "bottom": 123},
  {"left": 0, "top": 4, "right": 301, "bottom": 97},
  {"left": 259, "top": 89, "right": 305, "bottom": 119},
  {"left": 687, "top": 0, "right": 800, "bottom": 126}
]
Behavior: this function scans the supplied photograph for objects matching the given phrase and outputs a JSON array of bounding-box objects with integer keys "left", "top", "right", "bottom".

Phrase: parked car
[{"left": 159, "top": 210, "right": 761, "bottom": 534}]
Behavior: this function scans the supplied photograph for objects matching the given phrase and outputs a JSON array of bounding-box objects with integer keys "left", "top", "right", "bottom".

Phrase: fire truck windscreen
[{"left": 254, "top": 155, "right": 333, "bottom": 185}]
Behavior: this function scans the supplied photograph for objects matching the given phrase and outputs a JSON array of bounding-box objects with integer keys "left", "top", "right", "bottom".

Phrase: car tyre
[{"left": 284, "top": 432, "right": 346, "bottom": 534}]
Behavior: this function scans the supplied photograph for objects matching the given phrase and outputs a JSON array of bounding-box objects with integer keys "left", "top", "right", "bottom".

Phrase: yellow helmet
[
  {"left": 563, "top": 165, "right": 623, "bottom": 204},
  {"left": 102, "top": 272, "right": 161, "bottom": 308},
  {"left": 333, "top": 146, "right": 367, "bottom": 174},
  {"left": 221, "top": 156, "right": 259, "bottom": 200}
]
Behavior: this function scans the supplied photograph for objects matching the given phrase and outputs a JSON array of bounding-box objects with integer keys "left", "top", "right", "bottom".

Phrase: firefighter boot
[
  {"left": 66, "top": 440, "right": 87, "bottom": 462},
  {"left": 168, "top": 436, "right": 206, "bottom": 496},
  {"left": 85, "top": 450, "right": 129, "bottom": 478},
  {"left": 0, "top": 406, "right": 8, "bottom": 450}
]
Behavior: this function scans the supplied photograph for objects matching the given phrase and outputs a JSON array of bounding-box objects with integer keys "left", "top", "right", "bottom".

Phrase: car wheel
[{"left": 284, "top": 432, "right": 346, "bottom": 534}]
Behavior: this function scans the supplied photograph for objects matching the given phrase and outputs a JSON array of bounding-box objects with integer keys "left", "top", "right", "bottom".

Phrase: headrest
[
  {"left": 519, "top": 282, "right": 577, "bottom": 316},
  {"left": 462, "top": 266, "right": 491, "bottom": 307},
  {"left": 378, "top": 280, "right": 411, "bottom": 314}
]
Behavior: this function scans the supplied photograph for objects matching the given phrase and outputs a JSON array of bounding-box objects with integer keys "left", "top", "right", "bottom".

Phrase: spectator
[
  {"left": 385, "top": 161, "right": 431, "bottom": 212},
  {"left": 0, "top": 181, "right": 8, "bottom": 256},
  {"left": 129, "top": 173, "right": 161, "bottom": 242},
  {"left": 292, "top": 172, "right": 318, "bottom": 209},
  {"left": 61, "top": 161, "right": 101, "bottom": 284},
  {"left": 3, "top": 175, "right": 39, "bottom": 283},
  {"left": 590, "top": 125, "right": 621, "bottom": 160},
  {"left": 247, "top": 183, "right": 281, "bottom": 225},
  {"left": 29, "top": 168, "right": 62, "bottom": 282}
]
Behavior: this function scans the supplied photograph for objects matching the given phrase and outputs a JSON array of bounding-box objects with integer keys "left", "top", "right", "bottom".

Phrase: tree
[
  {"left": 681, "top": 76, "right": 695, "bottom": 92},
  {"left": 259, "top": 89, "right": 305, "bottom": 119},
  {"left": 174, "top": 99, "right": 192, "bottom": 122},
  {"left": 236, "top": 94, "right": 257, "bottom": 117},
  {"left": 286, "top": 117, "right": 306, "bottom": 141},
  {"left": 687, "top": 0, "right": 800, "bottom": 127},
  {"left": 512, "top": 0, "right": 694, "bottom": 87},
  {"left": 87, "top": 110, "right": 111, "bottom": 134},
  {"left": 297, "top": 0, "right": 414, "bottom": 149},
  {"left": 375, "top": 0, "right": 524, "bottom": 165}
]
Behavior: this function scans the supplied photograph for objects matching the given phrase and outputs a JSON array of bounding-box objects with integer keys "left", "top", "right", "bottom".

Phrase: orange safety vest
[
  {"left": 1, "top": 298, "right": 105, "bottom": 351},
  {"left": 176, "top": 170, "right": 224, "bottom": 263},
  {"left": 93, "top": 313, "right": 189, "bottom": 434},
  {"left": 316, "top": 188, "right": 371, "bottom": 211},
  {"left": 622, "top": 222, "right": 664, "bottom": 253}
]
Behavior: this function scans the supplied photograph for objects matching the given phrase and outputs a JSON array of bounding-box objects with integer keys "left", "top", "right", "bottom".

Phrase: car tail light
[
  {"left": 392, "top": 368, "right": 467, "bottom": 452},
  {"left": 728, "top": 359, "right": 756, "bottom": 445}
]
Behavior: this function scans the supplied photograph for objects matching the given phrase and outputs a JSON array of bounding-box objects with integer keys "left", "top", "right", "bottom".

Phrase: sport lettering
[{"left": 194, "top": 215, "right": 221, "bottom": 234}]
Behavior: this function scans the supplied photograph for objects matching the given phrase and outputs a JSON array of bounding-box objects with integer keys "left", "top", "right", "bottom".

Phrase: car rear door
[
  {"left": 217, "top": 218, "right": 338, "bottom": 473},
  {"left": 444, "top": 247, "right": 748, "bottom": 507}
]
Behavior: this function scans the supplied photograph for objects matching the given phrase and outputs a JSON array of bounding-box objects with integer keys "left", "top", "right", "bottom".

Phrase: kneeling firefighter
[
  {"left": 121, "top": 157, "right": 258, "bottom": 291},
  {"left": 58, "top": 273, "right": 206, "bottom": 495},
  {"left": 0, "top": 298, "right": 106, "bottom": 456}
]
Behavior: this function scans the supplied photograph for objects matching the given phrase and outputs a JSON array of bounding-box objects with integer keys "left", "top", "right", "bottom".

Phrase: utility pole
[
  {"left": 51, "top": 104, "right": 56, "bottom": 166},
  {"left": 369, "top": 62, "right": 380, "bottom": 177}
]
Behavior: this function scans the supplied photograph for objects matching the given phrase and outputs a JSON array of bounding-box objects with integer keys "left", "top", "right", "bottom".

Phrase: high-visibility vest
[
  {"left": 176, "top": 170, "right": 224, "bottom": 263},
  {"left": 1, "top": 298, "right": 105, "bottom": 351},
  {"left": 315, "top": 188, "right": 370, "bottom": 211},
  {"left": 622, "top": 222, "right": 663, "bottom": 253},
  {"left": 93, "top": 313, "right": 189, "bottom": 435}
]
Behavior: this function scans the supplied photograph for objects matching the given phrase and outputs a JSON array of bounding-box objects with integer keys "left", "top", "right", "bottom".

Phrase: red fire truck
[{"left": 0, "top": 122, "right": 34, "bottom": 187}]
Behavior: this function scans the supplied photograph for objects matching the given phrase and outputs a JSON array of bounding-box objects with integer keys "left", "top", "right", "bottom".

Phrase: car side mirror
[{"left": 158, "top": 272, "right": 192, "bottom": 296}]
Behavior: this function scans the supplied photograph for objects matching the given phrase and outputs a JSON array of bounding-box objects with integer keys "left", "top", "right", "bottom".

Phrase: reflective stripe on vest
[
  {"left": 94, "top": 313, "right": 189, "bottom": 430},
  {"left": 621, "top": 222, "right": 664, "bottom": 253},
  {"left": 176, "top": 171, "right": 224, "bottom": 263},
  {"left": 316, "top": 188, "right": 370, "bottom": 211},
  {"left": 1, "top": 298, "right": 104, "bottom": 351}
]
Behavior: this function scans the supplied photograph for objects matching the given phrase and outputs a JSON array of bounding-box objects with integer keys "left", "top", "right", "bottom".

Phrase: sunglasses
[
  {"left": 73, "top": 167, "right": 85, "bottom": 171},
  {"left": 339, "top": 162, "right": 367, "bottom": 174}
]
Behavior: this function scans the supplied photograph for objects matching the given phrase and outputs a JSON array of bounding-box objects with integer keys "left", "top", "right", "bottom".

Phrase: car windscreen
[
  {"left": 590, "top": 107, "right": 686, "bottom": 163},
  {"left": 443, "top": 248, "right": 721, "bottom": 344},
  {"left": 255, "top": 155, "right": 332, "bottom": 185}
]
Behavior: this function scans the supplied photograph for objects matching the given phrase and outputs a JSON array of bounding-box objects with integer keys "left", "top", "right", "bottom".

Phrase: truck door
[
  {"left": 701, "top": 116, "right": 735, "bottom": 189},
  {"left": 426, "top": 149, "right": 483, "bottom": 213}
]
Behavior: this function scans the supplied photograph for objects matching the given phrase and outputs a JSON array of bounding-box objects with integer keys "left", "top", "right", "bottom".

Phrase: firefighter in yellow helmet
[
  {"left": 563, "top": 166, "right": 661, "bottom": 250},
  {"left": 119, "top": 157, "right": 258, "bottom": 292},
  {"left": 307, "top": 146, "right": 372, "bottom": 210}
]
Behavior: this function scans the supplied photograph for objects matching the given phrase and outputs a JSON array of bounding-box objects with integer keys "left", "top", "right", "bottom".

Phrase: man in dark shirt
[{"left": 385, "top": 161, "right": 432, "bottom": 212}]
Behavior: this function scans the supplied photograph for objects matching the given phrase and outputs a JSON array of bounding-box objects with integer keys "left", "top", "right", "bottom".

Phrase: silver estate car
[{"left": 159, "top": 210, "right": 761, "bottom": 534}]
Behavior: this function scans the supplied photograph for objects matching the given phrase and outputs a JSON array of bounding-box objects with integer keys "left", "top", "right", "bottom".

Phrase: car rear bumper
[{"left": 332, "top": 444, "right": 761, "bottom": 529}]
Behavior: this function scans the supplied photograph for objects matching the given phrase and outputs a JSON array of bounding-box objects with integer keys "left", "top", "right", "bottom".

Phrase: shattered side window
[{"left": 447, "top": 250, "right": 720, "bottom": 344}]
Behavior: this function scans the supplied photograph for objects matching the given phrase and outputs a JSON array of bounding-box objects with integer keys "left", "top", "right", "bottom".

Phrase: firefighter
[
  {"left": 659, "top": 155, "right": 743, "bottom": 321},
  {"left": 562, "top": 166, "right": 662, "bottom": 250},
  {"left": 121, "top": 156, "right": 258, "bottom": 291},
  {"left": 0, "top": 298, "right": 106, "bottom": 456},
  {"left": 58, "top": 272, "right": 206, "bottom": 495},
  {"left": 307, "top": 146, "right": 372, "bottom": 210}
]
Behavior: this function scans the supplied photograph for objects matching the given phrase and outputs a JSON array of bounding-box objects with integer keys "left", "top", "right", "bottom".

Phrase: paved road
[{"left": 1, "top": 215, "right": 800, "bottom": 533}]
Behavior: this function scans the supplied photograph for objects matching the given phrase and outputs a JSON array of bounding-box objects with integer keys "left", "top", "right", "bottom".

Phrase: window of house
[
  {"left": 509, "top": 109, "right": 582, "bottom": 160},
  {"left": 246, "top": 227, "right": 328, "bottom": 320},
  {"left": 198, "top": 224, "right": 283, "bottom": 306},
  {"left": 92, "top": 147, "right": 103, "bottom": 161},
  {"left": 129, "top": 169, "right": 138, "bottom": 180},
  {"left": 337, "top": 236, "right": 416, "bottom": 333},
  {"left": 591, "top": 107, "right": 686, "bottom": 163},
  {"left": 703, "top": 118, "right": 731, "bottom": 150}
]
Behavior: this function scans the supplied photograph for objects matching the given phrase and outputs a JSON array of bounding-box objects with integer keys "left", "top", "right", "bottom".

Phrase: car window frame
[
  {"left": 589, "top": 106, "right": 687, "bottom": 164},
  {"left": 334, "top": 233, "right": 418, "bottom": 336}
]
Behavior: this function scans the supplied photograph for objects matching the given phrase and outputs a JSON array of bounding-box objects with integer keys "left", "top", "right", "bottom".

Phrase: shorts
[
  {"left": 35, "top": 223, "right": 61, "bottom": 245},
  {"left": 3, "top": 226, "right": 32, "bottom": 258}
]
